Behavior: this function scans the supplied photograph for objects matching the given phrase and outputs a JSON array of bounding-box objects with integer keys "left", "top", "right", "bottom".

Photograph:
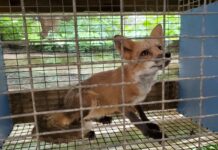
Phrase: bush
[
  {"left": 0, "top": 15, "right": 180, "bottom": 53},
  {"left": 0, "top": 17, "right": 41, "bottom": 41}
]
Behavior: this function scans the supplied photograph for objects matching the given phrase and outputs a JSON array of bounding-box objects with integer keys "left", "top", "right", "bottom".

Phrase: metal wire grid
[
  {"left": 0, "top": 0, "right": 218, "bottom": 149},
  {"left": 178, "top": 0, "right": 218, "bottom": 11},
  {"left": 2, "top": 109, "right": 218, "bottom": 150},
  {"left": 1, "top": 0, "right": 218, "bottom": 93},
  {"left": 0, "top": 1, "right": 181, "bottom": 92},
  {"left": 1, "top": 21, "right": 179, "bottom": 92}
]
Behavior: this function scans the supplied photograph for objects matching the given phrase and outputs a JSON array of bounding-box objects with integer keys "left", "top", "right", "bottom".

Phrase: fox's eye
[
  {"left": 140, "top": 50, "right": 150, "bottom": 56},
  {"left": 157, "top": 46, "right": 162, "bottom": 50}
]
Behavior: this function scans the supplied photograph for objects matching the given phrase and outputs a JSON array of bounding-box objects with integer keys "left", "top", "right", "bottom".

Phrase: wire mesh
[
  {"left": 0, "top": 0, "right": 218, "bottom": 149},
  {"left": 2, "top": 110, "right": 218, "bottom": 150}
]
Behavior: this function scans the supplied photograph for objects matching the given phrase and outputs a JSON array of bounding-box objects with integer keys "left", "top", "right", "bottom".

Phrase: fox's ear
[
  {"left": 150, "top": 24, "right": 163, "bottom": 44},
  {"left": 114, "top": 35, "right": 134, "bottom": 60}
]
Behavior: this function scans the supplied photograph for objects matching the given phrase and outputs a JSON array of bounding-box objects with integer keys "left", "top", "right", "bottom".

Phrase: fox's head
[{"left": 114, "top": 24, "right": 171, "bottom": 75}]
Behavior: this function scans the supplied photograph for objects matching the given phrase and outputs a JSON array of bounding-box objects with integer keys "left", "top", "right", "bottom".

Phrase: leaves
[
  {"left": 0, "top": 15, "right": 180, "bottom": 52},
  {"left": 0, "top": 17, "right": 42, "bottom": 41}
]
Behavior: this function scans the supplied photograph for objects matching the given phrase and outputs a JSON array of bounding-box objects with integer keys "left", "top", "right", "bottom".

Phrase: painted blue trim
[
  {"left": 178, "top": 1, "right": 218, "bottom": 131},
  {"left": 0, "top": 43, "right": 13, "bottom": 147}
]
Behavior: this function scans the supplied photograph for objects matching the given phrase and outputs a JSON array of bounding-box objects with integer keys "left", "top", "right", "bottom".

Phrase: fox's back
[{"left": 82, "top": 67, "right": 140, "bottom": 105}]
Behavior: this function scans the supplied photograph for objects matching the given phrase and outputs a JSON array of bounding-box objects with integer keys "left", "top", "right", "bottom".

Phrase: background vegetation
[{"left": 0, "top": 15, "right": 180, "bottom": 53}]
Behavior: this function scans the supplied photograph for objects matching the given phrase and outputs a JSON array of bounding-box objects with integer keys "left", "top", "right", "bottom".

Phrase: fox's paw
[
  {"left": 98, "top": 116, "right": 112, "bottom": 124},
  {"left": 148, "top": 129, "right": 168, "bottom": 142},
  {"left": 146, "top": 122, "right": 160, "bottom": 131}
]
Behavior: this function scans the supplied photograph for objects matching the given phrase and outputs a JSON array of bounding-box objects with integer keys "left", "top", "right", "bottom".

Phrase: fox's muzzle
[
  {"left": 165, "top": 52, "right": 171, "bottom": 58},
  {"left": 156, "top": 52, "right": 171, "bottom": 59},
  {"left": 154, "top": 52, "right": 171, "bottom": 68}
]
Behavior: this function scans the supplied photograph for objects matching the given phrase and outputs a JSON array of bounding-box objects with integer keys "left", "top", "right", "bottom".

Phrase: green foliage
[
  {"left": 124, "top": 15, "right": 180, "bottom": 38},
  {"left": 0, "top": 17, "right": 24, "bottom": 40},
  {"left": 26, "top": 17, "right": 41, "bottom": 41},
  {"left": 0, "top": 17, "right": 41, "bottom": 41},
  {"left": 0, "top": 15, "right": 180, "bottom": 52}
]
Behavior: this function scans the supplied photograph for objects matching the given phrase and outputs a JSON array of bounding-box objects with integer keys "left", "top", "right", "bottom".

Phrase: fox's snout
[
  {"left": 165, "top": 52, "right": 171, "bottom": 58},
  {"left": 155, "top": 52, "right": 171, "bottom": 68},
  {"left": 157, "top": 52, "right": 171, "bottom": 59}
]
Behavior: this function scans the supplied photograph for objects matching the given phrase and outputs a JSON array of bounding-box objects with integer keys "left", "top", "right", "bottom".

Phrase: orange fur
[
  {"left": 64, "top": 24, "right": 169, "bottom": 120},
  {"left": 34, "top": 24, "right": 171, "bottom": 142}
]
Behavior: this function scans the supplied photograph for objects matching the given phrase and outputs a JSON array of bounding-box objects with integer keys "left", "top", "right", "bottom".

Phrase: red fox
[{"left": 33, "top": 24, "right": 171, "bottom": 142}]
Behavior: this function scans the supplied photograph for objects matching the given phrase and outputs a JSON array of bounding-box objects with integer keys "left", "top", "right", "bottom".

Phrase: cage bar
[{"left": 0, "top": 0, "right": 218, "bottom": 149}]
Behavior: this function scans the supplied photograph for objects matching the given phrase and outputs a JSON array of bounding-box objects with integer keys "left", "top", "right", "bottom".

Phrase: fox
[{"left": 33, "top": 24, "right": 171, "bottom": 143}]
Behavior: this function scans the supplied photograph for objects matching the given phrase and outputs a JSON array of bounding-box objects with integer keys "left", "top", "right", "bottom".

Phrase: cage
[{"left": 0, "top": 0, "right": 218, "bottom": 149}]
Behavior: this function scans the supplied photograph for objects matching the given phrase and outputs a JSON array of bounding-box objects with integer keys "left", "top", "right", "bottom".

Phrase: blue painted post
[
  {"left": 0, "top": 43, "right": 13, "bottom": 147},
  {"left": 178, "top": 2, "right": 218, "bottom": 131}
]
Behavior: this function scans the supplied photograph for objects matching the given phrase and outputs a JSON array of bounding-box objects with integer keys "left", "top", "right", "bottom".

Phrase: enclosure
[{"left": 0, "top": 0, "right": 218, "bottom": 149}]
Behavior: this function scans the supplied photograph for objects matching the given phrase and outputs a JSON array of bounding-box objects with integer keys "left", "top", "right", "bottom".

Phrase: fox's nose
[
  {"left": 165, "top": 52, "right": 171, "bottom": 58},
  {"left": 157, "top": 52, "right": 171, "bottom": 58}
]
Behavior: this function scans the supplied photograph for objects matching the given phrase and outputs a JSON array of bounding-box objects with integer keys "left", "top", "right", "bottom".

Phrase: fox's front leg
[
  {"left": 135, "top": 105, "right": 160, "bottom": 131},
  {"left": 95, "top": 116, "right": 113, "bottom": 124},
  {"left": 124, "top": 107, "right": 165, "bottom": 140}
]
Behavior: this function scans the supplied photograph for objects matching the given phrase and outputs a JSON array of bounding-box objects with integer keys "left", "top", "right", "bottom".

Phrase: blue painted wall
[
  {"left": 178, "top": 2, "right": 218, "bottom": 131},
  {"left": 0, "top": 44, "right": 13, "bottom": 147}
]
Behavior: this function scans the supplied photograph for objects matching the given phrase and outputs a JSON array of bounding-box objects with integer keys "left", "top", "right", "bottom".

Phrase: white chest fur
[{"left": 132, "top": 74, "right": 157, "bottom": 104}]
